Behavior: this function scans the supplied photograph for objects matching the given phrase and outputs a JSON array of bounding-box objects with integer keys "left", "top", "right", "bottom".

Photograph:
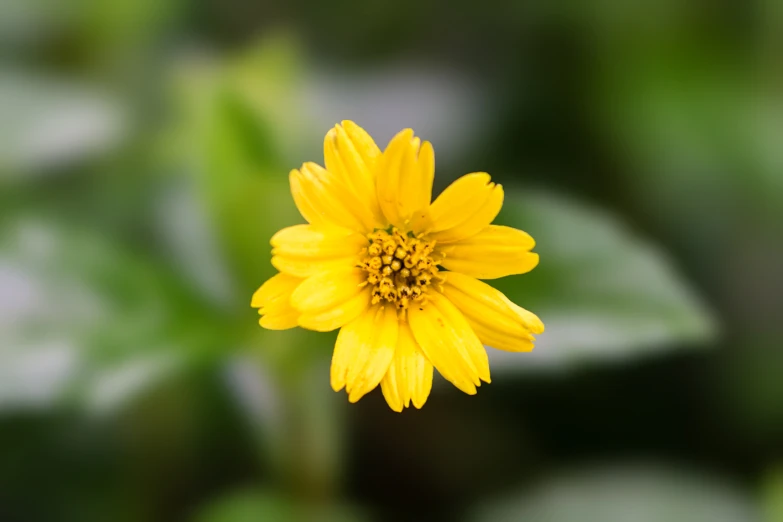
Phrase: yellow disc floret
[{"left": 359, "top": 228, "right": 443, "bottom": 311}]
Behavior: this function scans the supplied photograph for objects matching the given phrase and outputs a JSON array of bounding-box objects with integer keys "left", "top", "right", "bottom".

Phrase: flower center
[{"left": 359, "top": 228, "right": 442, "bottom": 311}]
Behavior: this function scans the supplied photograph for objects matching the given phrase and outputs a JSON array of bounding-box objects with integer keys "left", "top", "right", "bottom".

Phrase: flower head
[{"left": 251, "top": 121, "right": 543, "bottom": 411}]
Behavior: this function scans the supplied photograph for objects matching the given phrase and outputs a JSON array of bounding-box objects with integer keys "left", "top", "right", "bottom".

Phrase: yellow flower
[{"left": 251, "top": 121, "right": 543, "bottom": 411}]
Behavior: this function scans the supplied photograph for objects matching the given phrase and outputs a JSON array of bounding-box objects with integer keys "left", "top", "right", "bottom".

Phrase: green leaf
[
  {"left": 159, "top": 35, "right": 306, "bottom": 289},
  {"left": 471, "top": 465, "right": 759, "bottom": 522},
  {"left": 0, "top": 0, "right": 178, "bottom": 57},
  {"left": 0, "top": 214, "right": 225, "bottom": 413},
  {"left": 194, "top": 490, "right": 366, "bottom": 522},
  {"left": 594, "top": 54, "right": 783, "bottom": 224},
  {"left": 489, "top": 189, "right": 716, "bottom": 371},
  {"left": 195, "top": 491, "right": 295, "bottom": 522},
  {"left": 764, "top": 467, "right": 783, "bottom": 522},
  {"left": 0, "top": 71, "right": 126, "bottom": 176},
  {"left": 0, "top": 0, "right": 66, "bottom": 47}
]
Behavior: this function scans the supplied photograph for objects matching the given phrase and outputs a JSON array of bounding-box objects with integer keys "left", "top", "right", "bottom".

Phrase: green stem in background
[
  {"left": 245, "top": 329, "right": 345, "bottom": 505},
  {"left": 282, "top": 359, "right": 345, "bottom": 504}
]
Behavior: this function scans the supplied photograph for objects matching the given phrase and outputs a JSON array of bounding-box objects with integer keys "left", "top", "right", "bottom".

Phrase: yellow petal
[
  {"left": 375, "top": 129, "right": 435, "bottom": 229},
  {"left": 288, "top": 169, "right": 321, "bottom": 226},
  {"left": 439, "top": 225, "right": 539, "bottom": 279},
  {"left": 259, "top": 309, "right": 300, "bottom": 330},
  {"left": 251, "top": 272, "right": 300, "bottom": 308},
  {"left": 271, "top": 224, "right": 367, "bottom": 257},
  {"left": 331, "top": 305, "right": 397, "bottom": 404},
  {"left": 292, "top": 266, "right": 372, "bottom": 331},
  {"left": 271, "top": 256, "right": 357, "bottom": 279},
  {"left": 407, "top": 292, "right": 490, "bottom": 394},
  {"left": 381, "top": 322, "right": 433, "bottom": 411},
  {"left": 416, "top": 141, "right": 435, "bottom": 215},
  {"left": 468, "top": 321, "right": 534, "bottom": 353},
  {"left": 505, "top": 298, "right": 545, "bottom": 334},
  {"left": 270, "top": 224, "right": 366, "bottom": 278},
  {"left": 380, "top": 359, "right": 403, "bottom": 412},
  {"left": 324, "top": 121, "right": 385, "bottom": 225},
  {"left": 343, "top": 120, "right": 382, "bottom": 160},
  {"left": 290, "top": 267, "right": 366, "bottom": 313},
  {"left": 251, "top": 273, "right": 303, "bottom": 330},
  {"left": 426, "top": 173, "right": 504, "bottom": 243},
  {"left": 330, "top": 311, "right": 369, "bottom": 392},
  {"left": 298, "top": 286, "right": 372, "bottom": 332},
  {"left": 441, "top": 272, "right": 544, "bottom": 352},
  {"left": 397, "top": 137, "right": 435, "bottom": 221},
  {"left": 348, "top": 307, "right": 398, "bottom": 403},
  {"left": 290, "top": 162, "right": 378, "bottom": 232},
  {"left": 375, "top": 129, "right": 411, "bottom": 227}
]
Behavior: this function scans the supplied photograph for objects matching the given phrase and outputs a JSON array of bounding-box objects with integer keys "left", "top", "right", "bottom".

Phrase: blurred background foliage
[{"left": 1, "top": 0, "right": 781, "bottom": 521}]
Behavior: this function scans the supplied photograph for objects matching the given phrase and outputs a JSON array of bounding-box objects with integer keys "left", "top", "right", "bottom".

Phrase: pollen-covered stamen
[{"left": 359, "top": 228, "right": 443, "bottom": 311}]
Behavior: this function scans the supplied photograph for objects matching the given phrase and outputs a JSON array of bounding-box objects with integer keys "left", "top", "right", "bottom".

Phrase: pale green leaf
[
  {"left": 488, "top": 189, "right": 716, "bottom": 372},
  {"left": 471, "top": 465, "right": 759, "bottom": 522}
]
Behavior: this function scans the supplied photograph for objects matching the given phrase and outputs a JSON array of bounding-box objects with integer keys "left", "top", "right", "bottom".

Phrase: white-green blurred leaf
[
  {"left": 490, "top": 189, "right": 716, "bottom": 372},
  {"left": 0, "top": 71, "right": 126, "bottom": 175},
  {"left": 153, "top": 180, "right": 238, "bottom": 308},
  {"left": 0, "top": 337, "right": 79, "bottom": 410},
  {"left": 0, "top": 0, "right": 66, "bottom": 47},
  {"left": 0, "top": 215, "right": 215, "bottom": 413},
  {"left": 84, "top": 351, "right": 180, "bottom": 414},
  {"left": 471, "top": 465, "right": 759, "bottom": 522},
  {"left": 0, "top": 0, "right": 176, "bottom": 54}
]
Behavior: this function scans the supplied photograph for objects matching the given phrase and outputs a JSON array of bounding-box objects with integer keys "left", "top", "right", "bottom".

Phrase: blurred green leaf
[
  {"left": 74, "top": 0, "right": 178, "bottom": 56},
  {"left": 490, "top": 189, "right": 716, "bottom": 372},
  {"left": 0, "top": 0, "right": 66, "bottom": 47},
  {"left": 764, "top": 467, "right": 783, "bottom": 522},
  {"left": 195, "top": 491, "right": 295, "bottom": 522},
  {"left": 471, "top": 465, "right": 759, "bottom": 522},
  {"left": 160, "top": 35, "right": 306, "bottom": 290},
  {"left": 0, "top": 214, "right": 227, "bottom": 413},
  {"left": 0, "top": 0, "right": 177, "bottom": 58},
  {"left": 594, "top": 53, "right": 783, "bottom": 223},
  {"left": 195, "top": 490, "right": 366, "bottom": 522},
  {"left": 152, "top": 179, "right": 239, "bottom": 310},
  {"left": 0, "top": 71, "right": 126, "bottom": 176}
]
